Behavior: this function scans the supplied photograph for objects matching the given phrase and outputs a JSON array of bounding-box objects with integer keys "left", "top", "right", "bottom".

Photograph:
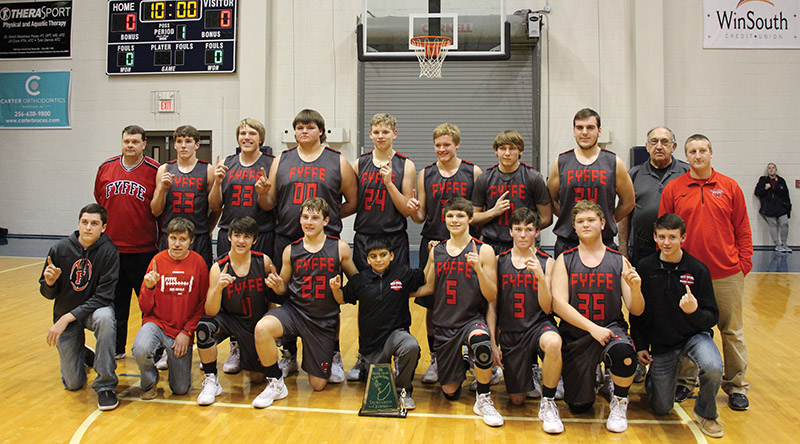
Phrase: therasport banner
[
  {"left": 0, "top": 1, "right": 72, "bottom": 58},
  {"left": 0, "top": 71, "right": 71, "bottom": 129}
]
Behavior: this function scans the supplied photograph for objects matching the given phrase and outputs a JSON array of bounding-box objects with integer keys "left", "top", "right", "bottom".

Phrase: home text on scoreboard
[{"left": 106, "top": 0, "right": 237, "bottom": 75}]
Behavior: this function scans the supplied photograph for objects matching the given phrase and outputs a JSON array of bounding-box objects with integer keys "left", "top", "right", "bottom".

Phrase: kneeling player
[
  {"left": 551, "top": 200, "right": 644, "bottom": 433},
  {"left": 196, "top": 216, "right": 275, "bottom": 406},
  {"left": 417, "top": 197, "right": 503, "bottom": 427},
  {"left": 488, "top": 207, "right": 563, "bottom": 433},
  {"left": 251, "top": 198, "right": 358, "bottom": 408}
]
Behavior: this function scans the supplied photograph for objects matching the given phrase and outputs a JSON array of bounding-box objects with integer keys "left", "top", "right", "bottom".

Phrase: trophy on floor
[{"left": 358, "top": 363, "right": 407, "bottom": 418}]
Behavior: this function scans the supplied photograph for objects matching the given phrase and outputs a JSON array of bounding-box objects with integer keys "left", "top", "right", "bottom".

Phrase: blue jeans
[
  {"left": 56, "top": 306, "right": 118, "bottom": 394},
  {"left": 646, "top": 332, "right": 723, "bottom": 419},
  {"left": 132, "top": 322, "right": 193, "bottom": 395}
]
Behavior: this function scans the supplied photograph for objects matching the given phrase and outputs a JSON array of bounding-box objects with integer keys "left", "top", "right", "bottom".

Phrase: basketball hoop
[{"left": 410, "top": 36, "right": 452, "bottom": 78}]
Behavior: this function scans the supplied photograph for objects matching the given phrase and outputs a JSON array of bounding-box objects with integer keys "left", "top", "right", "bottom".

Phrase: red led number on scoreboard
[
  {"left": 125, "top": 14, "right": 136, "bottom": 31},
  {"left": 221, "top": 10, "right": 232, "bottom": 28}
]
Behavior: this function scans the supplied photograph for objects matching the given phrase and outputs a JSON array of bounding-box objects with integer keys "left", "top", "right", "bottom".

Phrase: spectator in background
[{"left": 755, "top": 163, "right": 792, "bottom": 253}]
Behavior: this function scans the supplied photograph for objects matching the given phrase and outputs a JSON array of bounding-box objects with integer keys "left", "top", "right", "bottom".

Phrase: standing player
[
  {"left": 551, "top": 200, "right": 644, "bottom": 433},
  {"left": 39, "top": 203, "right": 120, "bottom": 411},
  {"left": 472, "top": 130, "right": 552, "bottom": 254},
  {"left": 546, "top": 108, "right": 635, "bottom": 257},
  {"left": 151, "top": 125, "right": 215, "bottom": 267},
  {"left": 132, "top": 218, "right": 209, "bottom": 399},
  {"left": 265, "top": 109, "right": 358, "bottom": 382},
  {"left": 406, "top": 123, "right": 483, "bottom": 384},
  {"left": 251, "top": 198, "right": 358, "bottom": 408},
  {"left": 195, "top": 216, "right": 275, "bottom": 406},
  {"left": 488, "top": 207, "right": 563, "bottom": 434},
  {"left": 415, "top": 197, "right": 504, "bottom": 427},
  {"left": 94, "top": 125, "right": 159, "bottom": 360},
  {"left": 348, "top": 113, "right": 416, "bottom": 380},
  {"left": 209, "top": 118, "right": 275, "bottom": 374}
]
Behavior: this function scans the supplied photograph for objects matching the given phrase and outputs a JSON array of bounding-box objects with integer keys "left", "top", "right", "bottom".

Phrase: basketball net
[{"left": 410, "top": 36, "right": 452, "bottom": 78}]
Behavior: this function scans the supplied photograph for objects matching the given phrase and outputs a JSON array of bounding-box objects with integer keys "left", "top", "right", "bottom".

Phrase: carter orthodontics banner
[
  {"left": 0, "top": 71, "right": 71, "bottom": 129},
  {"left": 704, "top": 0, "right": 800, "bottom": 48}
]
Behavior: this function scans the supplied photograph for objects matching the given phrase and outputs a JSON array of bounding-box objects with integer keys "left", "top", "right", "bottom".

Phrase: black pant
[{"left": 114, "top": 251, "right": 156, "bottom": 355}]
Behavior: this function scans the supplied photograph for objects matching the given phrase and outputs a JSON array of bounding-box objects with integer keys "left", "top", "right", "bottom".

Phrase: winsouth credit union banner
[
  {"left": 704, "top": 0, "right": 800, "bottom": 48},
  {"left": 0, "top": 71, "right": 71, "bottom": 129}
]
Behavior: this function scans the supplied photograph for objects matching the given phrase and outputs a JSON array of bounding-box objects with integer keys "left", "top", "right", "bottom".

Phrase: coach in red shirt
[
  {"left": 94, "top": 125, "right": 160, "bottom": 359},
  {"left": 659, "top": 133, "right": 752, "bottom": 412}
]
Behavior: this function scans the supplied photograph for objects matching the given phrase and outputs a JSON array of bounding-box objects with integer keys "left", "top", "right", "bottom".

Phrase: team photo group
[{"left": 40, "top": 106, "right": 752, "bottom": 439}]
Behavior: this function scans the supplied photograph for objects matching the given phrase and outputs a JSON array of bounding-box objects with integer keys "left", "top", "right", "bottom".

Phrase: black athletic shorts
[
  {"left": 499, "top": 318, "right": 559, "bottom": 394},
  {"left": 267, "top": 304, "right": 337, "bottom": 380},
  {"left": 202, "top": 313, "right": 265, "bottom": 373},
  {"left": 433, "top": 318, "right": 490, "bottom": 386}
]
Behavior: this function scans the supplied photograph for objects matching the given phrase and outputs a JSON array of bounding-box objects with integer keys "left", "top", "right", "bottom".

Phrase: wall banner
[
  {"left": 0, "top": 1, "right": 72, "bottom": 58},
  {"left": 704, "top": 0, "right": 800, "bottom": 48},
  {"left": 0, "top": 71, "right": 71, "bottom": 129}
]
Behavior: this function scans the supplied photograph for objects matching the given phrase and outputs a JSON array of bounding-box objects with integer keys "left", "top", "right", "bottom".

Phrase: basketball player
[
  {"left": 347, "top": 113, "right": 416, "bottom": 380},
  {"left": 551, "top": 200, "right": 644, "bottom": 433},
  {"left": 195, "top": 216, "right": 275, "bottom": 406},
  {"left": 94, "top": 125, "right": 159, "bottom": 360},
  {"left": 406, "top": 123, "right": 482, "bottom": 385},
  {"left": 414, "top": 197, "right": 504, "bottom": 427},
  {"left": 132, "top": 218, "right": 209, "bottom": 399},
  {"left": 209, "top": 118, "right": 275, "bottom": 374},
  {"left": 472, "top": 130, "right": 552, "bottom": 254},
  {"left": 487, "top": 207, "right": 563, "bottom": 434},
  {"left": 251, "top": 198, "right": 358, "bottom": 408},
  {"left": 546, "top": 108, "right": 635, "bottom": 257},
  {"left": 264, "top": 109, "right": 358, "bottom": 382},
  {"left": 151, "top": 125, "right": 215, "bottom": 267},
  {"left": 39, "top": 203, "right": 120, "bottom": 411}
]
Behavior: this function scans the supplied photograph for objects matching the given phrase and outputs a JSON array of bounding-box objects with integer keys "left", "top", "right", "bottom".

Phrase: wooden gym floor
[{"left": 1, "top": 254, "right": 798, "bottom": 444}]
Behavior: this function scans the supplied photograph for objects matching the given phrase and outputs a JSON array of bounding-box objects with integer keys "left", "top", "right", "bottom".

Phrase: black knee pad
[
  {"left": 195, "top": 319, "right": 219, "bottom": 349},
  {"left": 604, "top": 343, "right": 637, "bottom": 378},
  {"left": 568, "top": 401, "right": 594, "bottom": 414},
  {"left": 469, "top": 333, "right": 492, "bottom": 370},
  {"left": 443, "top": 386, "right": 462, "bottom": 401}
]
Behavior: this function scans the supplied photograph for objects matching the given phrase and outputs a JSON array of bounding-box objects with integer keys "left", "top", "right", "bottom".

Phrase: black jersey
[
  {"left": 353, "top": 151, "right": 408, "bottom": 234},
  {"left": 217, "top": 252, "right": 269, "bottom": 328},
  {"left": 422, "top": 160, "right": 476, "bottom": 240},
  {"left": 472, "top": 163, "right": 550, "bottom": 243},
  {"left": 219, "top": 152, "right": 275, "bottom": 233},
  {"left": 274, "top": 147, "right": 343, "bottom": 240},
  {"left": 559, "top": 246, "right": 625, "bottom": 340},
  {"left": 496, "top": 249, "right": 551, "bottom": 332},
  {"left": 287, "top": 236, "right": 341, "bottom": 319},
  {"left": 161, "top": 160, "right": 211, "bottom": 235},
  {"left": 553, "top": 149, "right": 617, "bottom": 242},
  {"left": 432, "top": 238, "right": 486, "bottom": 329}
]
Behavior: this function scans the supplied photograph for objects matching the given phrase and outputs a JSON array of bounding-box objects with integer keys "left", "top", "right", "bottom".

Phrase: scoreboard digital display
[{"left": 106, "top": 0, "right": 237, "bottom": 75}]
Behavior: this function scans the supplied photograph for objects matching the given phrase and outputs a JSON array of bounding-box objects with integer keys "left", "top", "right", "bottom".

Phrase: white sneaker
[
  {"left": 421, "top": 354, "right": 438, "bottom": 384},
  {"left": 400, "top": 391, "right": 416, "bottom": 410},
  {"left": 197, "top": 373, "right": 223, "bottom": 406},
  {"left": 606, "top": 395, "right": 629, "bottom": 433},
  {"left": 539, "top": 397, "right": 564, "bottom": 434},
  {"left": 155, "top": 352, "right": 169, "bottom": 371},
  {"left": 473, "top": 392, "right": 504, "bottom": 427},
  {"left": 252, "top": 377, "right": 288, "bottom": 408},
  {"left": 278, "top": 350, "right": 299, "bottom": 378},
  {"left": 223, "top": 342, "right": 242, "bottom": 374},
  {"left": 329, "top": 351, "right": 345, "bottom": 383},
  {"left": 527, "top": 364, "right": 542, "bottom": 398},
  {"left": 346, "top": 354, "right": 363, "bottom": 381},
  {"left": 555, "top": 377, "right": 565, "bottom": 400}
]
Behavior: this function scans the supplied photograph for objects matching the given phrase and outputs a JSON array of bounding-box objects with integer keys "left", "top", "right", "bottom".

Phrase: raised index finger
[
  {"left": 260, "top": 167, "right": 267, "bottom": 178},
  {"left": 472, "top": 239, "right": 478, "bottom": 255},
  {"left": 222, "top": 263, "right": 229, "bottom": 274},
  {"left": 47, "top": 256, "right": 53, "bottom": 266},
  {"left": 499, "top": 190, "right": 510, "bottom": 200},
  {"left": 685, "top": 284, "right": 692, "bottom": 295},
  {"left": 216, "top": 155, "right": 221, "bottom": 165},
  {"left": 151, "top": 259, "right": 157, "bottom": 274},
  {"left": 270, "top": 264, "right": 278, "bottom": 275}
]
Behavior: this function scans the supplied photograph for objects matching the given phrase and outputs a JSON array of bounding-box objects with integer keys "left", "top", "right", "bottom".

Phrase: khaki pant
[{"left": 679, "top": 272, "right": 748, "bottom": 395}]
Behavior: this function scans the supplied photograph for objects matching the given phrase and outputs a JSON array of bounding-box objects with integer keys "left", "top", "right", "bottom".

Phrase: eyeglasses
[{"left": 647, "top": 138, "right": 674, "bottom": 147}]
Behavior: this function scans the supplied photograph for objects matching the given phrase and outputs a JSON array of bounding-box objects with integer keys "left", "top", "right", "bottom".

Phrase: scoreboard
[{"left": 106, "top": 0, "right": 237, "bottom": 75}]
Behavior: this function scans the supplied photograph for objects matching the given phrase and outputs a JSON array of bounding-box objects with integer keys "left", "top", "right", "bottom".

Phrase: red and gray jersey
[
  {"left": 274, "top": 147, "right": 343, "bottom": 239},
  {"left": 216, "top": 252, "right": 270, "bottom": 327},
  {"left": 354, "top": 151, "right": 408, "bottom": 234},
  {"left": 94, "top": 155, "right": 160, "bottom": 254},
  {"left": 496, "top": 249, "right": 551, "bottom": 332},
  {"left": 219, "top": 152, "right": 275, "bottom": 233},
  {"left": 472, "top": 163, "right": 550, "bottom": 243},
  {"left": 553, "top": 149, "right": 617, "bottom": 242},
  {"left": 287, "top": 236, "right": 341, "bottom": 319},
  {"left": 432, "top": 238, "right": 486, "bottom": 329},
  {"left": 162, "top": 160, "right": 210, "bottom": 235},
  {"left": 422, "top": 160, "right": 476, "bottom": 240},
  {"left": 559, "top": 246, "right": 625, "bottom": 340}
]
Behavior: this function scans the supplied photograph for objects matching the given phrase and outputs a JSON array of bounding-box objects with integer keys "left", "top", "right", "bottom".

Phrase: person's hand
[
  {"left": 407, "top": 189, "right": 420, "bottom": 213},
  {"left": 491, "top": 190, "right": 511, "bottom": 216},
  {"left": 525, "top": 249, "right": 544, "bottom": 279},
  {"left": 329, "top": 275, "right": 342, "bottom": 292},
  {"left": 679, "top": 284, "right": 698, "bottom": 314},
  {"left": 173, "top": 332, "right": 191, "bottom": 358},
  {"left": 265, "top": 264, "right": 283, "bottom": 289},
  {"left": 43, "top": 256, "right": 62, "bottom": 287},
  {"left": 623, "top": 265, "right": 641, "bottom": 292},
  {"left": 255, "top": 167, "right": 271, "bottom": 195},
  {"left": 492, "top": 343, "right": 503, "bottom": 369},
  {"left": 213, "top": 156, "right": 228, "bottom": 182},
  {"left": 379, "top": 163, "right": 393, "bottom": 187},
  {"left": 637, "top": 350, "right": 653, "bottom": 366},
  {"left": 217, "top": 263, "right": 235, "bottom": 288},
  {"left": 466, "top": 240, "right": 481, "bottom": 271},
  {"left": 765, "top": 182, "right": 771, "bottom": 190},
  {"left": 160, "top": 172, "right": 174, "bottom": 188},
  {"left": 590, "top": 325, "right": 615, "bottom": 346},
  {"left": 46, "top": 315, "right": 69, "bottom": 346},
  {"left": 143, "top": 260, "right": 160, "bottom": 290}
]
